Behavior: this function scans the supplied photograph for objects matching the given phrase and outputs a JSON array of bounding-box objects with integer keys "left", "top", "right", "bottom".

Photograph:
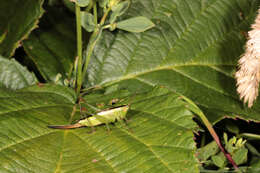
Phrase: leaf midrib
[{"left": 101, "top": 64, "right": 235, "bottom": 97}]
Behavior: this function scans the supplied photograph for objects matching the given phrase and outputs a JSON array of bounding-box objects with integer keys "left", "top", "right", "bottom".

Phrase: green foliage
[
  {"left": 0, "top": 86, "right": 199, "bottom": 172},
  {"left": 0, "top": 0, "right": 260, "bottom": 172},
  {"left": 0, "top": 0, "right": 44, "bottom": 57},
  {"left": 197, "top": 141, "right": 219, "bottom": 161},
  {"left": 81, "top": 12, "right": 96, "bottom": 32},
  {"left": 76, "top": 0, "right": 90, "bottom": 7},
  {"left": 115, "top": 16, "right": 155, "bottom": 32},
  {"left": 0, "top": 55, "right": 37, "bottom": 89},
  {"left": 198, "top": 134, "right": 248, "bottom": 170},
  {"left": 23, "top": 8, "right": 76, "bottom": 82},
  {"left": 88, "top": 0, "right": 260, "bottom": 124},
  {"left": 109, "top": 0, "right": 131, "bottom": 24}
]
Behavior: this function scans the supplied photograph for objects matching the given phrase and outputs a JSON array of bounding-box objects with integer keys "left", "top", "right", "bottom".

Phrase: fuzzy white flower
[{"left": 235, "top": 9, "right": 260, "bottom": 108}]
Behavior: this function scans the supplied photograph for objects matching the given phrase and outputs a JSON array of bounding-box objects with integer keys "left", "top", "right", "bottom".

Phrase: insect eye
[{"left": 110, "top": 98, "right": 119, "bottom": 105}]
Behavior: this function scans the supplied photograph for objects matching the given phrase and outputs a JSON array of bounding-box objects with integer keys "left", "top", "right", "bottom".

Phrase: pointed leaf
[
  {"left": 0, "top": 86, "right": 199, "bottom": 172},
  {"left": 76, "top": 0, "right": 90, "bottom": 7},
  {"left": 23, "top": 8, "right": 76, "bottom": 82},
  {"left": 109, "top": 0, "right": 131, "bottom": 24},
  {"left": 0, "top": 0, "right": 44, "bottom": 57},
  {"left": 116, "top": 16, "right": 155, "bottom": 33},
  {"left": 87, "top": 0, "right": 260, "bottom": 123},
  {"left": 81, "top": 12, "right": 96, "bottom": 32},
  {"left": 197, "top": 141, "right": 219, "bottom": 161},
  {"left": 0, "top": 55, "right": 37, "bottom": 90},
  {"left": 233, "top": 148, "right": 248, "bottom": 165}
]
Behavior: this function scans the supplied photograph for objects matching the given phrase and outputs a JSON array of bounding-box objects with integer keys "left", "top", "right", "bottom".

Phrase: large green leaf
[
  {"left": 0, "top": 0, "right": 44, "bottom": 57},
  {"left": 0, "top": 85, "right": 199, "bottom": 172},
  {"left": 87, "top": 0, "right": 260, "bottom": 123},
  {"left": 23, "top": 8, "right": 77, "bottom": 82},
  {"left": 0, "top": 55, "right": 37, "bottom": 90}
]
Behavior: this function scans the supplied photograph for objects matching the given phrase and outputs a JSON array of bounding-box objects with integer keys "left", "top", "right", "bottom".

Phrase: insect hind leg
[{"left": 105, "top": 123, "right": 111, "bottom": 133}]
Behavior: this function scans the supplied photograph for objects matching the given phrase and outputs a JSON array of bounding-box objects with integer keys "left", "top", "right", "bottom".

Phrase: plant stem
[
  {"left": 239, "top": 133, "right": 260, "bottom": 140},
  {"left": 200, "top": 112, "right": 239, "bottom": 170},
  {"left": 181, "top": 96, "right": 239, "bottom": 170},
  {"left": 81, "top": 6, "right": 110, "bottom": 81},
  {"left": 100, "top": 7, "right": 111, "bottom": 25},
  {"left": 93, "top": 1, "right": 98, "bottom": 25},
  {"left": 79, "top": 5, "right": 110, "bottom": 88},
  {"left": 82, "top": 29, "right": 100, "bottom": 80},
  {"left": 75, "top": 4, "right": 83, "bottom": 95}
]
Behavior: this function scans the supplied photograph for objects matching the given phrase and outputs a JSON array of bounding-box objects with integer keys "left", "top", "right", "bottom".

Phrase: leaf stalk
[
  {"left": 75, "top": 4, "right": 83, "bottom": 95},
  {"left": 82, "top": 28, "right": 101, "bottom": 80}
]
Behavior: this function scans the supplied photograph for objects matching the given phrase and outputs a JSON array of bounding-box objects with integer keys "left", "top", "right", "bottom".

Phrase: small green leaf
[
  {"left": 116, "top": 16, "right": 155, "bottom": 33},
  {"left": 75, "top": 0, "right": 89, "bottom": 7},
  {"left": 109, "top": 0, "right": 130, "bottom": 24},
  {"left": 197, "top": 141, "right": 219, "bottom": 161},
  {"left": 233, "top": 148, "right": 248, "bottom": 165},
  {"left": 81, "top": 12, "right": 95, "bottom": 32},
  {"left": 0, "top": 55, "right": 37, "bottom": 90},
  {"left": 211, "top": 153, "right": 226, "bottom": 168}
]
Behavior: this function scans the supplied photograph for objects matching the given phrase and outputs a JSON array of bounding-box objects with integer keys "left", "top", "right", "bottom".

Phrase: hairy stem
[{"left": 75, "top": 4, "right": 83, "bottom": 95}]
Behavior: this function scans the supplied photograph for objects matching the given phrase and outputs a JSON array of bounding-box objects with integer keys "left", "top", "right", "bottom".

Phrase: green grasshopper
[{"left": 48, "top": 104, "right": 130, "bottom": 130}]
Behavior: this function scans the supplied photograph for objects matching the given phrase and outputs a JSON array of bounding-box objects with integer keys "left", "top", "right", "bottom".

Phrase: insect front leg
[
  {"left": 79, "top": 99, "right": 96, "bottom": 133},
  {"left": 86, "top": 117, "right": 96, "bottom": 133},
  {"left": 105, "top": 123, "right": 111, "bottom": 132},
  {"left": 117, "top": 117, "right": 126, "bottom": 128},
  {"left": 117, "top": 116, "right": 132, "bottom": 132}
]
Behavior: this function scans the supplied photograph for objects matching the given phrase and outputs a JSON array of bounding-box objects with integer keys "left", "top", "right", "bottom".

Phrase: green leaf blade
[
  {"left": 78, "top": 87, "right": 199, "bottom": 172},
  {"left": 0, "top": 85, "right": 78, "bottom": 172},
  {"left": 23, "top": 8, "right": 76, "bottom": 82},
  {"left": 0, "top": 55, "right": 37, "bottom": 90},
  {"left": 116, "top": 16, "right": 155, "bottom": 33},
  {"left": 76, "top": 0, "right": 90, "bottom": 7},
  {"left": 0, "top": 86, "right": 199, "bottom": 173},
  {"left": 109, "top": 0, "right": 131, "bottom": 24},
  {"left": 81, "top": 12, "right": 95, "bottom": 32},
  {"left": 0, "top": 0, "right": 44, "bottom": 57},
  {"left": 87, "top": 0, "right": 260, "bottom": 123}
]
